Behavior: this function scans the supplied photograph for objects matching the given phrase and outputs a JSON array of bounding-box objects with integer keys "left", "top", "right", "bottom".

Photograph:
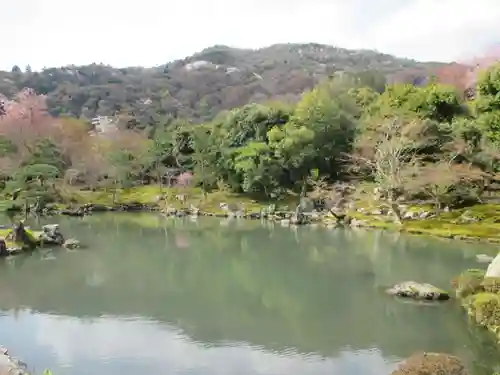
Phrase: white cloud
[
  {"left": 1, "top": 0, "right": 499, "bottom": 70},
  {"left": 370, "top": 0, "right": 500, "bottom": 62},
  {"left": 19, "top": 312, "right": 394, "bottom": 375}
]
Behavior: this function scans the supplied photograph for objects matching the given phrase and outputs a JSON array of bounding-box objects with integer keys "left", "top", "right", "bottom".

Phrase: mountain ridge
[{"left": 0, "top": 43, "right": 446, "bottom": 125}]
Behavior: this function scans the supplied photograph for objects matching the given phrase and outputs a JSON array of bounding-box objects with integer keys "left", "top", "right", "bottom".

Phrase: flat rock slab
[{"left": 386, "top": 281, "right": 450, "bottom": 301}]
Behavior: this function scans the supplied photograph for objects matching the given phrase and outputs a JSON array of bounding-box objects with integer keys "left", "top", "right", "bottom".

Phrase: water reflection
[{"left": 0, "top": 214, "right": 498, "bottom": 375}]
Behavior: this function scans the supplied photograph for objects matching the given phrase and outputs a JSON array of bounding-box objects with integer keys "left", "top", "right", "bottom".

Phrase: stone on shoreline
[{"left": 386, "top": 281, "right": 450, "bottom": 301}]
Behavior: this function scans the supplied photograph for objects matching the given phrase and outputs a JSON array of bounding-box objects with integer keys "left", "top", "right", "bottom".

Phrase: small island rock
[{"left": 386, "top": 281, "right": 450, "bottom": 301}]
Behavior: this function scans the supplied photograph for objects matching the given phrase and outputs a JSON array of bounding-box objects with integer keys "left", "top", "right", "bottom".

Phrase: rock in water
[
  {"left": 386, "top": 281, "right": 450, "bottom": 301},
  {"left": 63, "top": 238, "right": 81, "bottom": 249},
  {"left": 41, "top": 224, "right": 65, "bottom": 245},
  {"left": 390, "top": 352, "right": 467, "bottom": 375}
]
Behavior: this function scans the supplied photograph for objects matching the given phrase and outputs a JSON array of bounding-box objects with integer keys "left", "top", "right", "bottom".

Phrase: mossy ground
[
  {"left": 7, "top": 183, "right": 500, "bottom": 242},
  {"left": 348, "top": 202, "right": 500, "bottom": 242},
  {"left": 61, "top": 185, "right": 299, "bottom": 215},
  {"left": 0, "top": 227, "right": 41, "bottom": 250}
]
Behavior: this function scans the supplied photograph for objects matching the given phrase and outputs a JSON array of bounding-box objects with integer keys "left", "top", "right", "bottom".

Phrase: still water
[{"left": 0, "top": 214, "right": 499, "bottom": 375}]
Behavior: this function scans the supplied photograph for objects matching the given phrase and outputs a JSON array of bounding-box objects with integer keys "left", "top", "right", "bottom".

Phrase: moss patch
[
  {"left": 347, "top": 203, "right": 500, "bottom": 242},
  {"left": 453, "top": 268, "right": 500, "bottom": 343},
  {"left": 481, "top": 277, "right": 500, "bottom": 294},
  {"left": 0, "top": 227, "right": 43, "bottom": 250},
  {"left": 64, "top": 185, "right": 298, "bottom": 215},
  {"left": 452, "top": 269, "right": 486, "bottom": 299},
  {"left": 465, "top": 292, "right": 500, "bottom": 336}
]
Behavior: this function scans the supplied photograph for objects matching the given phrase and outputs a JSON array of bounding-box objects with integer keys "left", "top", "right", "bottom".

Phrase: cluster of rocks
[
  {"left": 59, "top": 202, "right": 159, "bottom": 217},
  {"left": 0, "top": 222, "right": 81, "bottom": 257},
  {"left": 159, "top": 203, "right": 324, "bottom": 225}
]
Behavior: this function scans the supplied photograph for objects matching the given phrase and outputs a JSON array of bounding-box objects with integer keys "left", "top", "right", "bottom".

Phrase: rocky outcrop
[
  {"left": 386, "top": 281, "right": 450, "bottom": 301},
  {"left": 0, "top": 347, "right": 28, "bottom": 375},
  {"left": 390, "top": 353, "right": 467, "bottom": 375}
]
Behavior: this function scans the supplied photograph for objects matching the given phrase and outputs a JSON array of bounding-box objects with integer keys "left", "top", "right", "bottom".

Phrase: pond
[{"left": 0, "top": 214, "right": 499, "bottom": 375}]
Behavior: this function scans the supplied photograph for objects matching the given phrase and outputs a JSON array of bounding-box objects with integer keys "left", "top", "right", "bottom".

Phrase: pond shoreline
[{"left": 51, "top": 200, "right": 500, "bottom": 245}]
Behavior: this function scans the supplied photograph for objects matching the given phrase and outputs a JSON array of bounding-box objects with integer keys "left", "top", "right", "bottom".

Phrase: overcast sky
[{"left": 2, "top": 0, "right": 500, "bottom": 70}]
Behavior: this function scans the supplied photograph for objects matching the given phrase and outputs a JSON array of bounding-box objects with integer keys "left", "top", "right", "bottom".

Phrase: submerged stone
[
  {"left": 386, "top": 281, "right": 450, "bottom": 301},
  {"left": 390, "top": 352, "right": 467, "bottom": 375}
]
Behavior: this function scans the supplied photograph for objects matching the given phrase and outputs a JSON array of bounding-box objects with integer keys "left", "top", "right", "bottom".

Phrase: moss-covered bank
[
  {"left": 8, "top": 185, "right": 500, "bottom": 244},
  {"left": 452, "top": 269, "right": 500, "bottom": 343},
  {"left": 345, "top": 202, "right": 500, "bottom": 244}
]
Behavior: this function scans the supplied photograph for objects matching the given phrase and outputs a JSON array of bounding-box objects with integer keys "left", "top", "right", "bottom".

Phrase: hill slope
[{"left": 0, "top": 43, "right": 443, "bottom": 123}]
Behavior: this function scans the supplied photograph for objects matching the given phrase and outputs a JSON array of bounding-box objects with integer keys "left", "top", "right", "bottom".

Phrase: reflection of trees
[{"left": 0, "top": 213, "right": 497, "bottom": 367}]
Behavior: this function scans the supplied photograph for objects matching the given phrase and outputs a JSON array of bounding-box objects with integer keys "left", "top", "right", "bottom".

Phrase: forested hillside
[
  {"left": 0, "top": 43, "right": 442, "bottom": 126},
  {"left": 2, "top": 41, "right": 500, "bottom": 230}
]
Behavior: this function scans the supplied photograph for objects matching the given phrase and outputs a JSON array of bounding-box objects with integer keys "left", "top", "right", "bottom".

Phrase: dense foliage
[{"left": 1, "top": 47, "right": 500, "bottom": 214}]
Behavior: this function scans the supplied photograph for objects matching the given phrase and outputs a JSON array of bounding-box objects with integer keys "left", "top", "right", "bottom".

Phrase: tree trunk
[
  {"left": 157, "top": 164, "right": 163, "bottom": 194},
  {"left": 300, "top": 176, "right": 307, "bottom": 198},
  {"left": 388, "top": 190, "right": 402, "bottom": 224},
  {"left": 389, "top": 201, "right": 403, "bottom": 224}
]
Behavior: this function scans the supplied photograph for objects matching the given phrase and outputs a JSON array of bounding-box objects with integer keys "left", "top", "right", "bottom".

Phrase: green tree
[
  {"left": 268, "top": 123, "right": 315, "bottom": 196},
  {"left": 233, "top": 141, "right": 282, "bottom": 198},
  {"left": 370, "top": 83, "right": 463, "bottom": 123},
  {"left": 473, "top": 63, "right": 500, "bottom": 145},
  {"left": 191, "top": 126, "right": 218, "bottom": 197},
  {"left": 292, "top": 81, "right": 357, "bottom": 181}
]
